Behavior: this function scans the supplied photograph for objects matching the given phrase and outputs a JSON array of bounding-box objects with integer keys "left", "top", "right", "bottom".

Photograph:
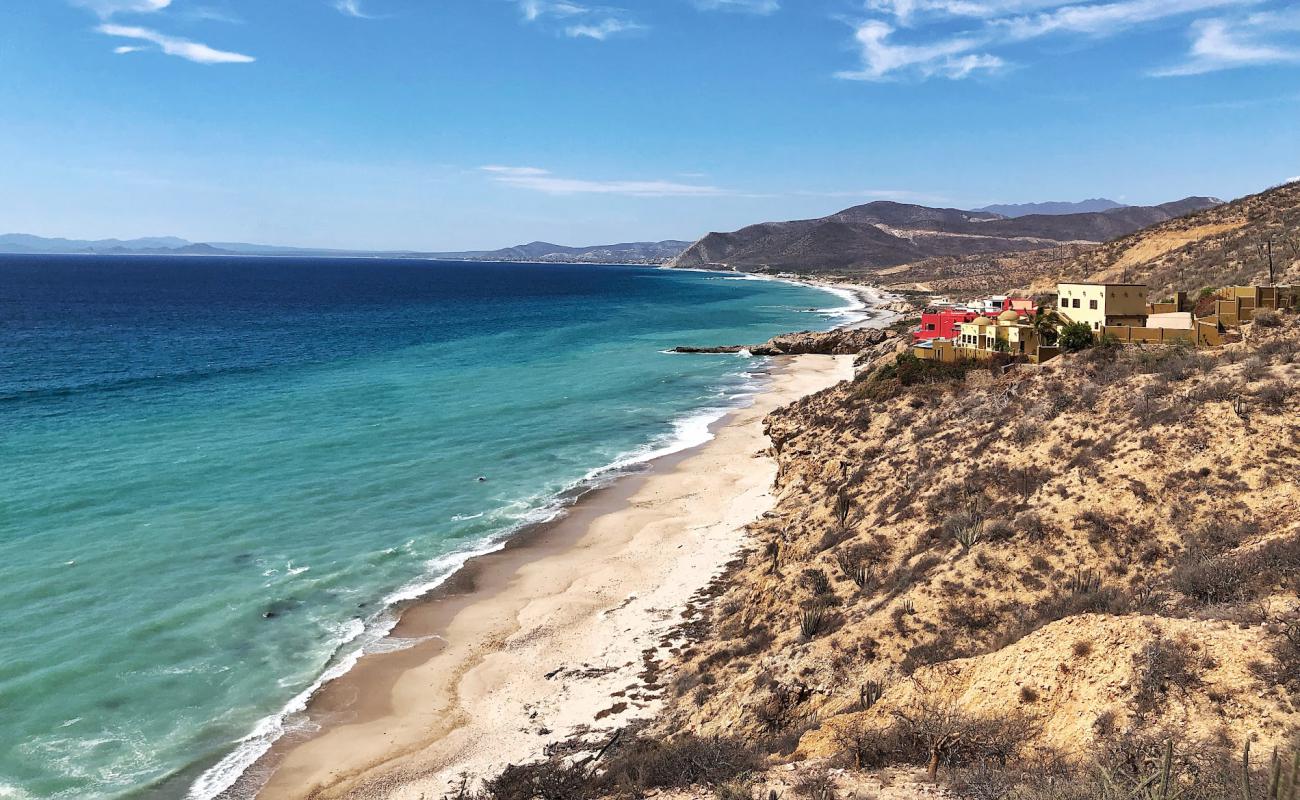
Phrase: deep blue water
[{"left": 0, "top": 256, "right": 851, "bottom": 799}]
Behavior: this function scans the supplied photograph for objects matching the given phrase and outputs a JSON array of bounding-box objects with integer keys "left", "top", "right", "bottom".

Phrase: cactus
[
  {"left": 857, "top": 680, "right": 884, "bottom": 712},
  {"left": 801, "top": 606, "right": 827, "bottom": 638},
  {"left": 836, "top": 552, "right": 871, "bottom": 591},
  {"left": 954, "top": 519, "right": 983, "bottom": 552},
  {"left": 833, "top": 488, "right": 852, "bottom": 530},
  {"left": 1068, "top": 568, "right": 1103, "bottom": 595}
]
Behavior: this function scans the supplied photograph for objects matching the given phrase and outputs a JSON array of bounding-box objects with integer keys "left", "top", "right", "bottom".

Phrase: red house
[
  {"left": 914, "top": 308, "right": 979, "bottom": 342},
  {"left": 1003, "top": 297, "right": 1036, "bottom": 316}
]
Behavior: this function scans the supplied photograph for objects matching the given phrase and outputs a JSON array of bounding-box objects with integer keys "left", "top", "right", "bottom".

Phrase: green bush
[{"left": 1058, "top": 321, "right": 1096, "bottom": 353}]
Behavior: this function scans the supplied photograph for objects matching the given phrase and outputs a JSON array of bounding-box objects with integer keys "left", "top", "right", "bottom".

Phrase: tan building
[
  {"left": 954, "top": 311, "right": 1042, "bottom": 359},
  {"left": 1057, "top": 282, "right": 1148, "bottom": 332}
]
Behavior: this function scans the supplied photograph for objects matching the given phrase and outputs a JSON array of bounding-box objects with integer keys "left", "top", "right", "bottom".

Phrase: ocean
[{"left": 0, "top": 256, "right": 854, "bottom": 800}]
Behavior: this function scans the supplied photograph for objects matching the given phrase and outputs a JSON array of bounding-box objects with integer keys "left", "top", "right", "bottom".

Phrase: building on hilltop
[{"left": 1057, "top": 282, "right": 1148, "bottom": 332}]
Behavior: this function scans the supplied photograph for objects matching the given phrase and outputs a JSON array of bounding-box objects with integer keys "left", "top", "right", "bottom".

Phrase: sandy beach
[{"left": 243, "top": 354, "right": 854, "bottom": 799}]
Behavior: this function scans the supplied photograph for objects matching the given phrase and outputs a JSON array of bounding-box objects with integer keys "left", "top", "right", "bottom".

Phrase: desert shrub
[
  {"left": 894, "top": 702, "right": 1031, "bottom": 781},
  {"left": 600, "top": 734, "right": 763, "bottom": 794},
  {"left": 793, "top": 768, "right": 837, "bottom": 800},
  {"left": 982, "top": 518, "right": 1014, "bottom": 544},
  {"left": 948, "top": 601, "right": 1000, "bottom": 633},
  {"left": 480, "top": 761, "right": 591, "bottom": 800},
  {"left": 1133, "top": 634, "right": 1203, "bottom": 713},
  {"left": 1193, "top": 378, "right": 1237, "bottom": 402},
  {"left": 1015, "top": 511, "right": 1046, "bottom": 543},
  {"left": 1169, "top": 554, "right": 1251, "bottom": 605},
  {"left": 713, "top": 780, "right": 754, "bottom": 800},
  {"left": 1186, "top": 518, "right": 1259, "bottom": 558},
  {"left": 1254, "top": 308, "right": 1282, "bottom": 327},
  {"left": 1072, "top": 638, "right": 1094, "bottom": 658},
  {"left": 1253, "top": 379, "right": 1290, "bottom": 408},
  {"left": 1240, "top": 357, "right": 1268, "bottom": 382}
]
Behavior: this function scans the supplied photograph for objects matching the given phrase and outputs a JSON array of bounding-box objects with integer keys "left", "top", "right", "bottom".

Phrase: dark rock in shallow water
[
  {"left": 672, "top": 345, "right": 747, "bottom": 354},
  {"left": 675, "top": 328, "right": 893, "bottom": 358}
]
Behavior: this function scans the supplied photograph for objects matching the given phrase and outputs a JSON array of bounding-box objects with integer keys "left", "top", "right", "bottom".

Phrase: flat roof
[{"left": 1057, "top": 282, "right": 1147, "bottom": 287}]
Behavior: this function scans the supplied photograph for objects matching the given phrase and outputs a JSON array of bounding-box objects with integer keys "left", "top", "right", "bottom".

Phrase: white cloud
[
  {"left": 1288, "top": 176, "right": 1300, "bottom": 183},
  {"left": 113, "top": 45, "right": 146, "bottom": 53},
  {"left": 481, "top": 166, "right": 729, "bottom": 196},
  {"left": 566, "top": 18, "right": 643, "bottom": 38},
  {"left": 694, "top": 0, "right": 781, "bottom": 14},
  {"left": 519, "top": 0, "right": 590, "bottom": 20},
  {"left": 516, "top": 1, "right": 642, "bottom": 39},
  {"left": 1154, "top": 8, "right": 1300, "bottom": 75},
  {"left": 842, "top": 0, "right": 1277, "bottom": 80},
  {"left": 75, "top": 0, "right": 173, "bottom": 16},
  {"left": 836, "top": 20, "right": 1004, "bottom": 80},
  {"left": 998, "top": 0, "right": 1258, "bottom": 40},
  {"left": 334, "top": 0, "right": 374, "bottom": 18},
  {"left": 97, "top": 23, "right": 255, "bottom": 63}
]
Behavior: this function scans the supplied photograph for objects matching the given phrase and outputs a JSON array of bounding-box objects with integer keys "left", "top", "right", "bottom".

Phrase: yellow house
[
  {"left": 954, "top": 311, "right": 1042, "bottom": 359},
  {"left": 1057, "top": 282, "right": 1148, "bottom": 332}
]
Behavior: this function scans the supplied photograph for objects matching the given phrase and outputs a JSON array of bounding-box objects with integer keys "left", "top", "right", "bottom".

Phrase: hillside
[
  {"left": 462, "top": 315, "right": 1300, "bottom": 800},
  {"left": 668, "top": 198, "right": 1220, "bottom": 275},
  {"left": 1037, "top": 181, "right": 1300, "bottom": 297}
]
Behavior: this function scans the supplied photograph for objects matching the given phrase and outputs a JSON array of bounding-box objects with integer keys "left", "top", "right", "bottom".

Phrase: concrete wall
[{"left": 1103, "top": 325, "right": 1195, "bottom": 344}]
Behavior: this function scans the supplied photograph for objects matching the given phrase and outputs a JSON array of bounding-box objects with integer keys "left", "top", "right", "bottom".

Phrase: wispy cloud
[
  {"left": 74, "top": 0, "right": 173, "bottom": 17},
  {"left": 1153, "top": 8, "right": 1300, "bottom": 75},
  {"left": 481, "top": 166, "right": 729, "bottom": 196},
  {"left": 334, "top": 0, "right": 376, "bottom": 19},
  {"left": 841, "top": 0, "right": 1271, "bottom": 81},
  {"left": 566, "top": 18, "right": 644, "bottom": 38},
  {"left": 694, "top": 0, "right": 781, "bottom": 14},
  {"left": 97, "top": 23, "right": 255, "bottom": 63},
  {"left": 515, "top": 0, "right": 643, "bottom": 39},
  {"left": 837, "top": 21, "right": 1004, "bottom": 80}
]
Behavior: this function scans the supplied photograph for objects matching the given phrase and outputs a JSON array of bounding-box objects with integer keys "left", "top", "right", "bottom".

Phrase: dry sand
[{"left": 248, "top": 354, "right": 854, "bottom": 800}]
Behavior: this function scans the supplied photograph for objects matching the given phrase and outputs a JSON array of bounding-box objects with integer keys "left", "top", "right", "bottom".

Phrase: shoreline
[{"left": 229, "top": 353, "right": 854, "bottom": 799}]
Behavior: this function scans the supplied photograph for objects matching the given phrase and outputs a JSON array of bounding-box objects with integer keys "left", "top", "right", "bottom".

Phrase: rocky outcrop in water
[{"left": 674, "top": 328, "right": 894, "bottom": 357}]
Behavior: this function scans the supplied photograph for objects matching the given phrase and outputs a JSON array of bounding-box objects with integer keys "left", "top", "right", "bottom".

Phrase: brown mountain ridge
[{"left": 669, "top": 197, "right": 1222, "bottom": 275}]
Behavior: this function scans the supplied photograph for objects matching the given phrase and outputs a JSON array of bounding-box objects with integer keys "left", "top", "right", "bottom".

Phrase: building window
[
  {"left": 1090, "top": 299, "right": 1098, "bottom": 310},
  {"left": 1073, "top": 298, "right": 1081, "bottom": 308}
]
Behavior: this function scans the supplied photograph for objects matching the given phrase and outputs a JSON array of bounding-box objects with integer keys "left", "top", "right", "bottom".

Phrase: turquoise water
[{"left": 0, "top": 256, "right": 852, "bottom": 799}]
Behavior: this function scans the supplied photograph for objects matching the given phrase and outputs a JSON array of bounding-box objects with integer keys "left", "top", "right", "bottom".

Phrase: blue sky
[{"left": 1, "top": 0, "right": 1298, "bottom": 250}]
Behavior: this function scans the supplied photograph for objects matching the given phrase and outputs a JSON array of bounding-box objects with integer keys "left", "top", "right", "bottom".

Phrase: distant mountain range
[
  {"left": 668, "top": 197, "right": 1222, "bottom": 275},
  {"left": 0, "top": 234, "right": 692, "bottom": 265},
  {"left": 973, "top": 198, "right": 1128, "bottom": 217}
]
